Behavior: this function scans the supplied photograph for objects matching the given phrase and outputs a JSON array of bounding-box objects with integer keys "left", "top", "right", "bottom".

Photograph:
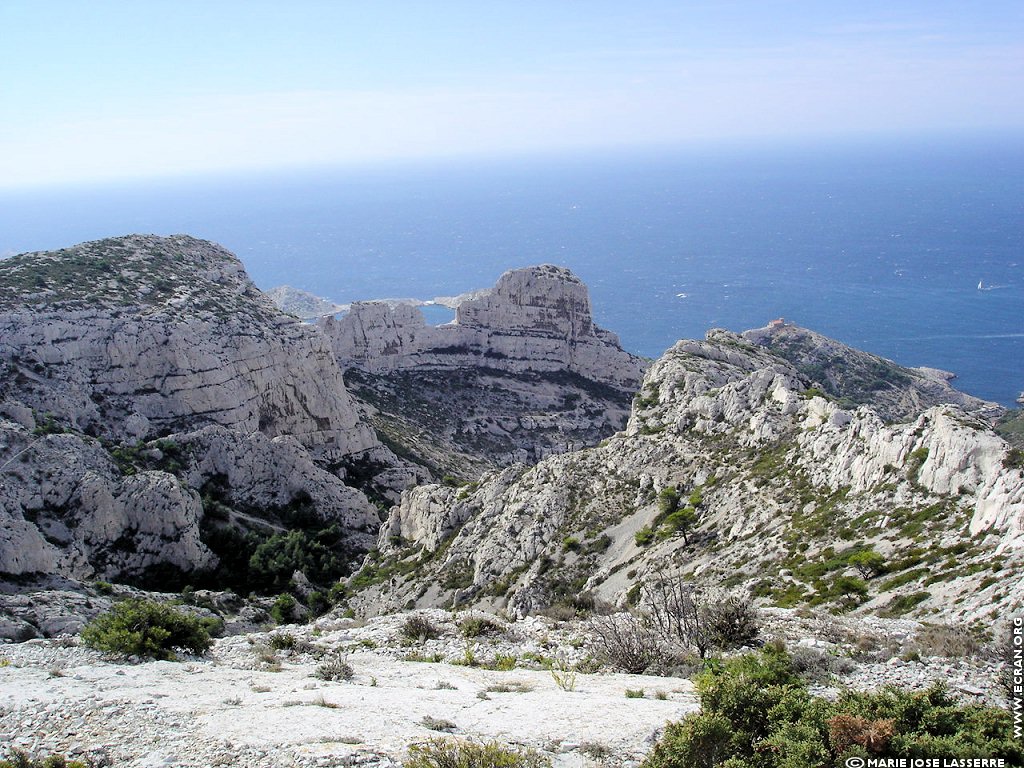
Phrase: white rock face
[
  {"left": 0, "top": 235, "right": 392, "bottom": 581},
  {"left": 361, "top": 329, "right": 1023, "bottom": 622},
  {"left": 0, "top": 425, "right": 213, "bottom": 579},
  {"left": 320, "top": 265, "right": 645, "bottom": 392},
  {"left": 0, "top": 235, "right": 377, "bottom": 462}
]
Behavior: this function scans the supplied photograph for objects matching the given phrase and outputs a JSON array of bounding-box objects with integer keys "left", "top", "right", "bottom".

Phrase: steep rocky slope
[
  {"left": 349, "top": 329, "right": 1023, "bottom": 624},
  {"left": 320, "top": 266, "right": 646, "bottom": 477},
  {"left": 0, "top": 235, "right": 411, "bottom": 585}
]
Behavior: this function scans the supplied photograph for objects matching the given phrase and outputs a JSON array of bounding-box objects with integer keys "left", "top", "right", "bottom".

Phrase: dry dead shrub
[
  {"left": 908, "top": 623, "right": 980, "bottom": 659},
  {"left": 590, "top": 613, "right": 662, "bottom": 674},
  {"left": 640, "top": 570, "right": 760, "bottom": 658},
  {"left": 828, "top": 714, "right": 895, "bottom": 754}
]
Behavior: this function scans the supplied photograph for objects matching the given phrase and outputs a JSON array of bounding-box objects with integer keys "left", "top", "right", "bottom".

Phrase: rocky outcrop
[
  {"left": 321, "top": 266, "right": 647, "bottom": 476},
  {"left": 0, "top": 425, "right": 213, "bottom": 580},
  {"left": 351, "top": 329, "right": 1023, "bottom": 623},
  {"left": 742, "top": 321, "right": 1002, "bottom": 422},
  {"left": 321, "top": 265, "right": 645, "bottom": 391},
  {"left": 265, "top": 285, "right": 345, "bottom": 320},
  {"left": 0, "top": 235, "right": 402, "bottom": 583}
]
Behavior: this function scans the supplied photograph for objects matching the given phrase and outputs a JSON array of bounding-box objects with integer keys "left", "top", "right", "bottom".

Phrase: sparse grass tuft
[
  {"left": 315, "top": 652, "right": 354, "bottom": 681},
  {"left": 404, "top": 738, "right": 551, "bottom": 768}
]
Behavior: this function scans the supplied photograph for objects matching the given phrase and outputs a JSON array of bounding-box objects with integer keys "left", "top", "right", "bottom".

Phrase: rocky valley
[{"left": 0, "top": 235, "right": 1020, "bottom": 766}]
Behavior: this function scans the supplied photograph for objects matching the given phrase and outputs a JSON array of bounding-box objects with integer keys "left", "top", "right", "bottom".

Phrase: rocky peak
[
  {"left": 320, "top": 264, "right": 644, "bottom": 392},
  {"left": 0, "top": 234, "right": 265, "bottom": 317},
  {"left": 0, "top": 235, "right": 377, "bottom": 458},
  {"left": 455, "top": 264, "right": 594, "bottom": 340},
  {"left": 0, "top": 235, "right": 410, "bottom": 585},
  {"left": 319, "top": 265, "right": 646, "bottom": 476}
]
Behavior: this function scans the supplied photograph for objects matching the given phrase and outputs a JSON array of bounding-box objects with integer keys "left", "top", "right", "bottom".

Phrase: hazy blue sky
[{"left": 2, "top": 1, "right": 1021, "bottom": 187}]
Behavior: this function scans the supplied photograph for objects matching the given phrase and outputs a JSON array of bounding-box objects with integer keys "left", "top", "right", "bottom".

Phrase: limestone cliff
[
  {"left": 0, "top": 235, "right": 376, "bottom": 461},
  {"left": 0, "top": 235, "right": 402, "bottom": 583},
  {"left": 322, "top": 265, "right": 643, "bottom": 389},
  {"left": 320, "top": 266, "right": 646, "bottom": 475},
  {"left": 349, "top": 329, "right": 1022, "bottom": 623}
]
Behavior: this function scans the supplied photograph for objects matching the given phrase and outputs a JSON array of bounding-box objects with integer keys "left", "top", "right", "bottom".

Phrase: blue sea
[{"left": 1, "top": 137, "right": 1022, "bottom": 406}]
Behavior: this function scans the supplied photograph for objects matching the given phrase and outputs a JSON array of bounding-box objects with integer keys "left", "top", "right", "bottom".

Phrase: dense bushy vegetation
[
  {"left": 197, "top": 485, "right": 357, "bottom": 611},
  {"left": 642, "top": 644, "right": 1021, "bottom": 768},
  {"left": 80, "top": 598, "right": 211, "bottom": 660},
  {"left": 403, "top": 738, "right": 551, "bottom": 768}
]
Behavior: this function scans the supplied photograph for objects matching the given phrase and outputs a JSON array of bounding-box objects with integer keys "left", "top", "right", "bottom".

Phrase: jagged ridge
[{"left": 350, "top": 328, "right": 1023, "bottom": 623}]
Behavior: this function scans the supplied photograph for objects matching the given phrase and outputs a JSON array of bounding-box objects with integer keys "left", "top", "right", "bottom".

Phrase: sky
[{"left": 1, "top": 1, "right": 1022, "bottom": 188}]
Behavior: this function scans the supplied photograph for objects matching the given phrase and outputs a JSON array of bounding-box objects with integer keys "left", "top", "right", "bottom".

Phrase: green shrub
[
  {"left": 404, "top": 738, "right": 551, "bottom": 768},
  {"left": 906, "top": 446, "right": 930, "bottom": 484},
  {"left": 80, "top": 598, "right": 211, "bottom": 660},
  {"left": 882, "top": 591, "right": 930, "bottom": 616},
  {"left": 248, "top": 527, "right": 347, "bottom": 592},
  {"left": 306, "top": 590, "right": 330, "bottom": 617},
  {"left": 270, "top": 593, "right": 300, "bottom": 625},
  {"left": 440, "top": 559, "right": 475, "bottom": 591},
  {"left": 641, "top": 645, "right": 1021, "bottom": 768},
  {"left": 460, "top": 616, "right": 502, "bottom": 638},
  {"left": 490, "top": 654, "right": 517, "bottom": 671},
  {"left": 90, "top": 580, "right": 114, "bottom": 595},
  {"left": 0, "top": 752, "right": 88, "bottom": 768},
  {"left": 268, "top": 632, "right": 296, "bottom": 651},
  {"left": 634, "top": 526, "right": 656, "bottom": 547}
]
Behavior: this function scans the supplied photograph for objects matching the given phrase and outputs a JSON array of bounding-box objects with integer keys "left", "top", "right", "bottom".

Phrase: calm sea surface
[{"left": 2, "top": 139, "right": 1021, "bottom": 405}]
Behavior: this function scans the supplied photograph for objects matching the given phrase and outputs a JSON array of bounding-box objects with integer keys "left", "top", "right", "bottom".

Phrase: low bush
[
  {"left": 268, "top": 632, "right": 296, "bottom": 651},
  {"left": 790, "top": 645, "right": 856, "bottom": 683},
  {"left": 908, "top": 623, "right": 981, "bottom": 659},
  {"left": 641, "top": 645, "right": 1021, "bottom": 767},
  {"left": 404, "top": 738, "right": 551, "bottom": 768},
  {"left": 459, "top": 616, "right": 502, "bottom": 638},
  {"left": 80, "top": 598, "right": 211, "bottom": 660},
  {"left": 316, "top": 652, "right": 354, "bottom": 682},
  {"left": 590, "top": 613, "right": 662, "bottom": 674},
  {"left": 402, "top": 615, "right": 441, "bottom": 642},
  {"left": 702, "top": 593, "right": 760, "bottom": 650},
  {"left": 0, "top": 752, "right": 88, "bottom": 768}
]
